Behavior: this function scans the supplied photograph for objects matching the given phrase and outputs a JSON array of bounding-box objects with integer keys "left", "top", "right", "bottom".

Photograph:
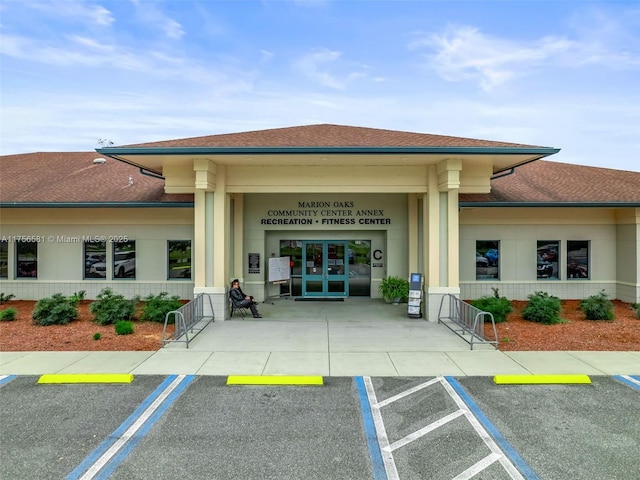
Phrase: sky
[{"left": 1, "top": 0, "right": 639, "bottom": 172}]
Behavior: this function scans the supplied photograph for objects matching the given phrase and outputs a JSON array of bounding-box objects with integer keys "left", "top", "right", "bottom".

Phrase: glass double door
[{"left": 302, "top": 241, "right": 348, "bottom": 297}]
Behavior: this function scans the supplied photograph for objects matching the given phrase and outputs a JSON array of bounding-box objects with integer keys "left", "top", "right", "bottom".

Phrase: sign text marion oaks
[{"left": 260, "top": 200, "right": 391, "bottom": 225}]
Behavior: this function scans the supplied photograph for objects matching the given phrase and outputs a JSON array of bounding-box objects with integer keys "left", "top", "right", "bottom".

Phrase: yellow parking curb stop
[
  {"left": 227, "top": 375, "right": 323, "bottom": 386},
  {"left": 494, "top": 374, "right": 591, "bottom": 385},
  {"left": 38, "top": 374, "right": 134, "bottom": 384}
]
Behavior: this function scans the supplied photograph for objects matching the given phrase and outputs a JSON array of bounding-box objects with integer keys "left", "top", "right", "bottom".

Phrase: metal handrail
[{"left": 162, "top": 293, "right": 214, "bottom": 348}]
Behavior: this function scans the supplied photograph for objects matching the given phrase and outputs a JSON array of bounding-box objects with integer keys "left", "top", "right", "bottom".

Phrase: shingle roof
[
  {"left": 460, "top": 160, "right": 640, "bottom": 204},
  {"left": 121, "top": 124, "right": 547, "bottom": 149},
  {"left": 0, "top": 152, "right": 191, "bottom": 204},
  {"left": 1, "top": 152, "right": 637, "bottom": 205}
]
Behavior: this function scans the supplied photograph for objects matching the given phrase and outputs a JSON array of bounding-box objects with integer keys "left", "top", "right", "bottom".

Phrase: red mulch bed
[
  {"left": 488, "top": 300, "right": 640, "bottom": 351},
  {"left": 0, "top": 299, "right": 638, "bottom": 352},
  {"left": 0, "top": 300, "right": 173, "bottom": 351}
]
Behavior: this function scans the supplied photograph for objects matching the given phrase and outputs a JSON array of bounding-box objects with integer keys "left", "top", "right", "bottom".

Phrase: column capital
[
  {"left": 437, "top": 158, "right": 462, "bottom": 192},
  {"left": 194, "top": 159, "right": 218, "bottom": 191}
]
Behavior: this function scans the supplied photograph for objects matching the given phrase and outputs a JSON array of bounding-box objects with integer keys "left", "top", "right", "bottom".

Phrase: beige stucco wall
[
  {"left": 0, "top": 208, "right": 194, "bottom": 300},
  {"left": 615, "top": 208, "right": 640, "bottom": 302},
  {"left": 460, "top": 206, "right": 639, "bottom": 302},
  {"left": 240, "top": 193, "right": 409, "bottom": 300},
  {"left": 3, "top": 202, "right": 638, "bottom": 305}
]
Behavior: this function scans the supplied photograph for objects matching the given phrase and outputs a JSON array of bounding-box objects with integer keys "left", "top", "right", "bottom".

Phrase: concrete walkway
[{"left": 1, "top": 298, "right": 638, "bottom": 377}]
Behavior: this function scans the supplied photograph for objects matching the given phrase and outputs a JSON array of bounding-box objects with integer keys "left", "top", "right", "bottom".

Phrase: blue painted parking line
[
  {"left": 0, "top": 375, "right": 17, "bottom": 386},
  {"left": 355, "top": 376, "right": 389, "bottom": 480},
  {"left": 614, "top": 375, "right": 640, "bottom": 391},
  {"left": 67, "top": 374, "right": 195, "bottom": 480},
  {"left": 444, "top": 377, "right": 540, "bottom": 480}
]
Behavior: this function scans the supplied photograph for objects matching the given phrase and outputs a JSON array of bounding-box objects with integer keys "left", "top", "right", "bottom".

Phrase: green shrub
[
  {"left": 522, "top": 291, "right": 563, "bottom": 325},
  {"left": 32, "top": 293, "right": 78, "bottom": 326},
  {"left": 580, "top": 290, "right": 614, "bottom": 320},
  {"left": 93, "top": 332, "right": 101, "bottom": 341},
  {"left": 0, "top": 307, "right": 17, "bottom": 321},
  {"left": 139, "top": 292, "right": 183, "bottom": 323},
  {"left": 115, "top": 320, "right": 134, "bottom": 335},
  {"left": 632, "top": 303, "right": 640, "bottom": 320},
  {"left": 472, "top": 290, "right": 513, "bottom": 323},
  {"left": 68, "top": 290, "right": 86, "bottom": 306},
  {"left": 90, "top": 288, "right": 137, "bottom": 326},
  {"left": 0, "top": 293, "right": 16, "bottom": 304}
]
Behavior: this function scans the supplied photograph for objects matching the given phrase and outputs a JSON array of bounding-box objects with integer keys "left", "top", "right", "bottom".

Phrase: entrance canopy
[{"left": 97, "top": 124, "right": 560, "bottom": 183}]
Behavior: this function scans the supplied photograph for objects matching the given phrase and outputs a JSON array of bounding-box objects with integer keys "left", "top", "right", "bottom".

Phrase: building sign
[
  {"left": 248, "top": 252, "right": 260, "bottom": 274},
  {"left": 259, "top": 200, "right": 391, "bottom": 226}
]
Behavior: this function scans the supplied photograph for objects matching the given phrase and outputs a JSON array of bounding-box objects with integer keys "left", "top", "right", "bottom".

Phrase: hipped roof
[
  {"left": 121, "top": 123, "right": 544, "bottom": 149},
  {"left": 0, "top": 152, "right": 191, "bottom": 205},
  {"left": 1, "top": 151, "right": 638, "bottom": 206}
]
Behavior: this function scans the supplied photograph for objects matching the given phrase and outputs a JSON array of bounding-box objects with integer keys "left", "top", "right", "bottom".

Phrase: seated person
[{"left": 229, "top": 279, "right": 262, "bottom": 318}]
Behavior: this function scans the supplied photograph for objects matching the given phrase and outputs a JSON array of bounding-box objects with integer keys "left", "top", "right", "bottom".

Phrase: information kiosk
[{"left": 408, "top": 272, "right": 423, "bottom": 318}]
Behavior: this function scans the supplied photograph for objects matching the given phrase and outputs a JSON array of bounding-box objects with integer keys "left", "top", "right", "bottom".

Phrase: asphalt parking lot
[{"left": 1, "top": 375, "right": 638, "bottom": 480}]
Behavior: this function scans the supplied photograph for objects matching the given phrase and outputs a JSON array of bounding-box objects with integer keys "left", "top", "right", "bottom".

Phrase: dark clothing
[{"left": 229, "top": 286, "right": 260, "bottom": 317}]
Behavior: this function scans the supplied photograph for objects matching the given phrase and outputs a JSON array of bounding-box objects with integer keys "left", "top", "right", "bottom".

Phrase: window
[
  {"left": 16, "top": 240, "right": 37, "bottom": 278},
  {"left": 476, "top": 240, "right": 499, "bottom": 280},
  {"left": 347, "top": 240, "right": 371, "bottom": 296},
  {"left": 84, "top": 241, "right": 106, "bottom": 279},
  {"left": 0, "top": 240, "right": 7, "bottom": 279},
  {"left": 168, "top": 241, "right": 191, "bottom": 279},
  {"left": 113, "top": 241, "right": 136, "bottom": 279},
  {"left": 567, "top": 240, "right": 589, "bottom": 279},
  {"left": 536, "top": 240, "right": 559, "bottom": 280}
]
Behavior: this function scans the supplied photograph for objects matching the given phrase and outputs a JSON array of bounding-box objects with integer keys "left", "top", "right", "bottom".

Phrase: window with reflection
[
  {"left": 84, "top": 241, "right": 106, "bottom": 279},
  {"left": 476, "top": 240, "right": 499, "bottom": 280},
  {"left": 16, "top": 241, "right": 37, "bottom": 278},
  {"left": 347, "top": 240, "right": 371, "bottom": 296},
  {"left": 536, "top": 240, "right": 559, "bottom": 280},
  {"left": 168, "top": 241, "right": 191, "bottom": 279},
  {"left": 0, "top": 240, "right": 7, "bottom": 279},
  {"left": 113, "top": 241, "right": 136, "bottom": 279},
  {"left": 567, "top": 240, "right": 589, "bottom": 279}
]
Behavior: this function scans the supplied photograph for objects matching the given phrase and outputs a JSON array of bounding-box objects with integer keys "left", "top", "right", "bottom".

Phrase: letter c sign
[{"left": 373, "top": 249, "right": 383, "bottom": 260}]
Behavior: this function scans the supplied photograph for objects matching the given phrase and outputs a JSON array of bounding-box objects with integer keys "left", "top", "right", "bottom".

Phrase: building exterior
[{"left": 1, "top": 124, "right": 639, "bottom": 320}]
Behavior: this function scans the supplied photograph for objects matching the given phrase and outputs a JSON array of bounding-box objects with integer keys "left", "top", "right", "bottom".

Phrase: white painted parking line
[
  {"left": 441, "top": 377, "right": 526, "bottom": 480},
  {"left": 385, "top": 409, "right": 465, "bottom": 452},
  {"left": 67, "top": 375, "right": 194, "bottom": 480},
  {"left": 362, "top": 376, "right": 538, "bottom": 480},
  {"left": 374, "top": 377, "right": 441, "bottom": 408},
  {"left": 0, "top": 375, "right": 16, "bottom": 386},
  {"left": 454, "top": 452, "right": 501, "bottom": 480},
  {"left": 614, "top": 375, "right": 640, "bottom": 391},
  {"left": 362, "top": 376, "right": 400, "bottom": 480}
]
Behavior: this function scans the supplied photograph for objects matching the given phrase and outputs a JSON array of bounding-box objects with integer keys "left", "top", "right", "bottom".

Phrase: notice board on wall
[{"left": 268, "top": 256, "right": 290, "bottom": 283}]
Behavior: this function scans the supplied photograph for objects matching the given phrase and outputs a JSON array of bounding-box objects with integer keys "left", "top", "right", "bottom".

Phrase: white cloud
[
  {"left": 409, "top": 25, "right": 575, "bottom": 91},
  {"left": 26, "top": 1, "right": 114, "bottom": 26},
  {"left": 294, "top": 48, "right": 368, "bottom": 90},
  {"left": 129, "top": 0, "right": 185, "bottom": 39},
  {"left": 69, "top": 35, "right": 115, "bottom": 52},
  {"left": 259, "top": 49, "right": 275, "bottom": 65}
]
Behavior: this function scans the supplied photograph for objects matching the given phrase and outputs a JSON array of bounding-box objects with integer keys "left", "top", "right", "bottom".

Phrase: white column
[
  {"left": 232, "top": 193, "right": 244, "bottom": 283},
  {"left": 408, "top": 193, "right": 419, "bottom": 276},
  {"left": 193, "top": 190, "right": 206, "bottom": 289},
  {"left": 212, "top": 163, "right": 228, "bottom": 288}
]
